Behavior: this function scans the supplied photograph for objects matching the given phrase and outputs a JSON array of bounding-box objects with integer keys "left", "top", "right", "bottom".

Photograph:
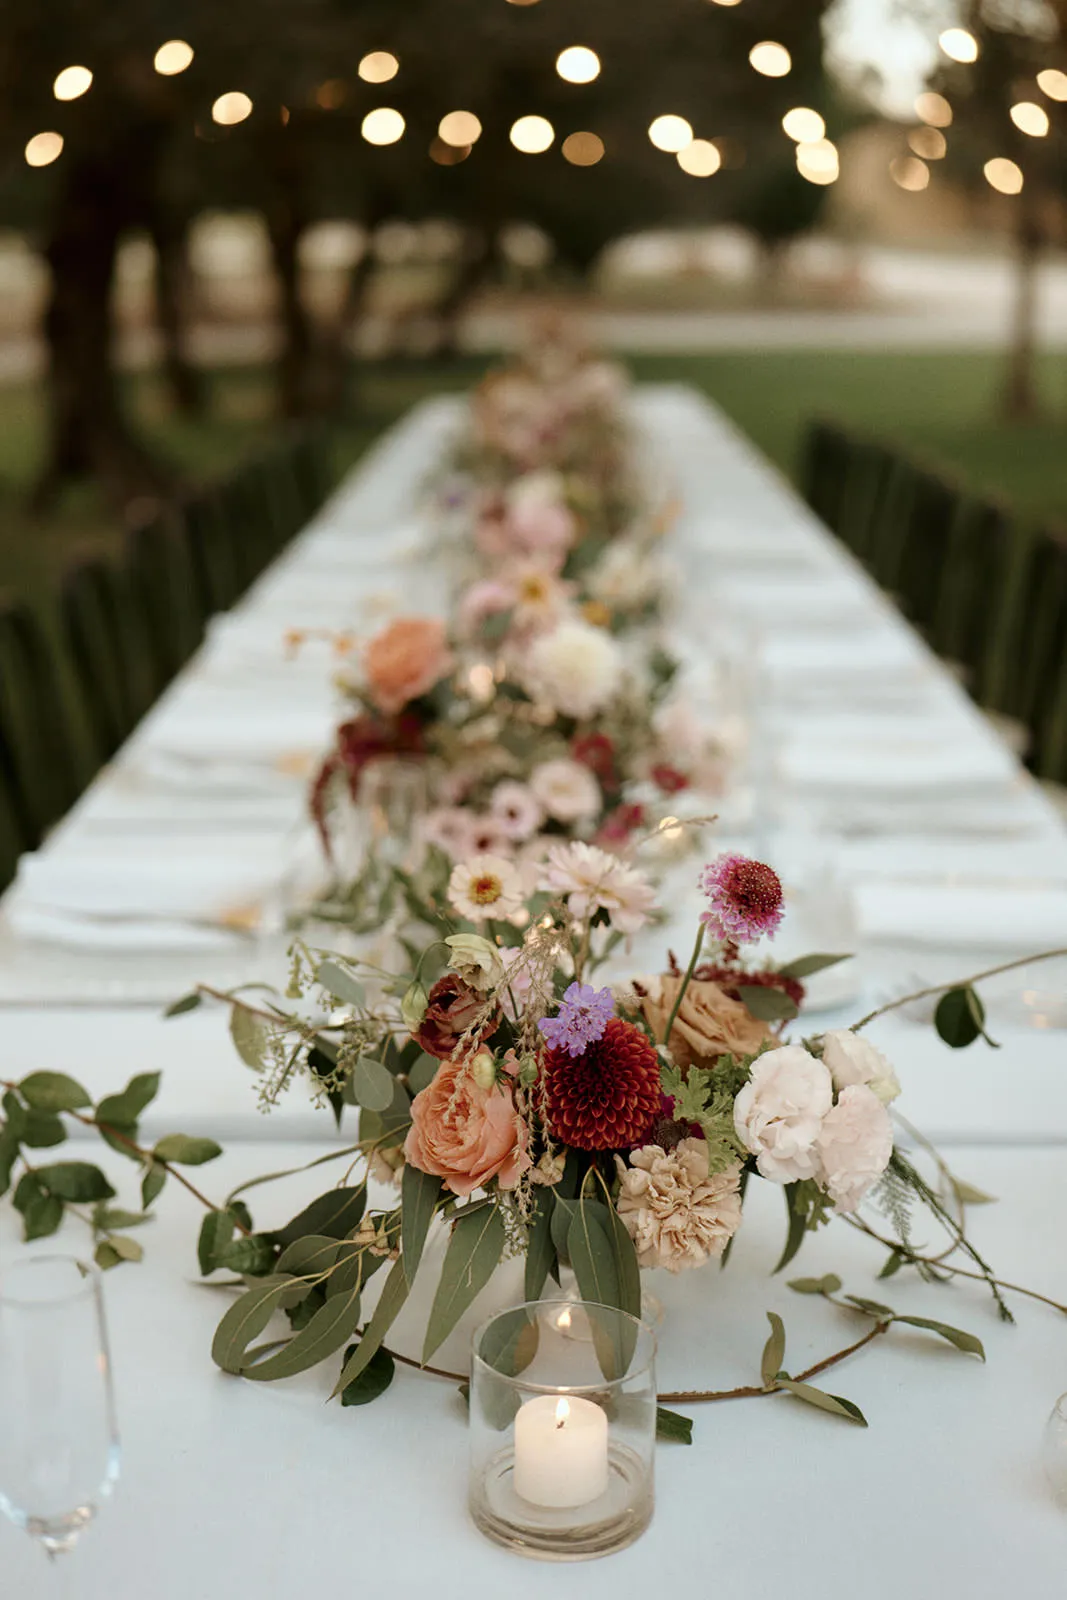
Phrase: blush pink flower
[
  {"left": 364, "top": 617, "right": 454, "bottom": 715},
  {"left": 815, "top": 1084, "right": 893, "bottom": 1213},
  {"left": 699, "top": 853, "right": 784, "bottom": 945},
  {"left": 404, "top": 1055, "right": 530, "bottom": 1197}
]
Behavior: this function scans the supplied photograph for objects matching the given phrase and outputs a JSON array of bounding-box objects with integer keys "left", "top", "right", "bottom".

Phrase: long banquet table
[{"left": 1, "top": 386, "right": 1066, "bottom": 1595}]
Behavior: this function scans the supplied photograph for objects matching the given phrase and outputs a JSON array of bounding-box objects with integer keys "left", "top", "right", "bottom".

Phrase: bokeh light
[
  {"left": 154, "top": 40, "right": 194, "bottom": 76},
  {"left": 1010, "top": 101, "right": 1049, "bottom": 137},
  {"left": 915, "top": 92, "right": 952, "bottom": 127},
  {"left": 561, "top": 131, "right": 605, "bottom": 166},
  {"left": 439, "top": 110, "right": 482, "bottom": 146},
  {"left": 648, "top": 114, "right": 693, "bottom": 152},
  {"left": 429, "top": 137, "right": 470, "bottom": 166},
  {"left": 316, "top": 80, "right": 347, "bottom": 110},
  {"left": 707, "top": 0, "right": 743, "bottom": 6},
  {"left": 890, "top": 155, "right": 930, "bottom": 191},
  {"left": 782, "top": 107, "right": 825, "bottom": 143},
  {"left": 510, "top": 115, "right": 555, "bottom": 153},
  {"left": 795, "top": 138, "right": 838, "bottom": 185},
  {"left": 1037, "top": 68, "right": 1067, "bottom": 101},
  {"left": 939, "top": 28, "right": 979, "bottom": 64},
  {"left": 984, "top": 157, "right": 1023, "bottom": 194},
  {"left": 53, "top": 66, "right": 92, "bottom": 100},
  {"left": 908, "top": 126, "right": 946, "bottom": 159},
  {"left": 677, "top": 139, "right": 722, "bottom": 177},
  {"left": 25, "top": 132, "right": 64, "bottom": 168},
  {"left": 358, "top": 52, "right": 398, "bottom": 83},
  {"left": 362, "top": 107, "right": 405, "bottom": 145},
  {"left": 749, "top": 42, "right": 791, "bottom": 77},
  {"left": 556, "top": 47, "right": 600, "bottom": 84},
  {"left": 212, "top": 92, "right": 253, "bottom": 126}
]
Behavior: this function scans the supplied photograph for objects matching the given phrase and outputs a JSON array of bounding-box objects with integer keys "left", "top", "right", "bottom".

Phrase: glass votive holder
[
  {"left": 469, "top": 1299, "right": 656, "bottom": 1561},
  {"left": 1042, "top": 1393, "right": 1067, "bottom": 1506}
]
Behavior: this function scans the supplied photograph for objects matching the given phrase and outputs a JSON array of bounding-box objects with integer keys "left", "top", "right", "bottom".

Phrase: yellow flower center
[
  {"left": 470, "top": 873, "right": 503, "bottom": 905},
  {"left": 520, "top": 575, "right": 550, "bottom": 604}
]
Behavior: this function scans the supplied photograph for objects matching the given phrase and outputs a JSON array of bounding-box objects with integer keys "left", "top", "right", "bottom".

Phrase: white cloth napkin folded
[
  {"left": 4, "top": 905, "right": 244, "bottom": 953},
  {"left": 779, "top": 739, "right": 1020, "bottom": 797},
  {"left": 858, "top": 882, "right": 1067, "bottom": 952}
]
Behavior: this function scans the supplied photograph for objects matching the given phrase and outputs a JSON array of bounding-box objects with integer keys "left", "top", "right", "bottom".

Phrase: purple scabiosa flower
[
  {"left": 699, "top": 853, "right": 784, "bottom": 945},
  {"left": 538, "top": 982, "right": 615, "bottom": 1058}
]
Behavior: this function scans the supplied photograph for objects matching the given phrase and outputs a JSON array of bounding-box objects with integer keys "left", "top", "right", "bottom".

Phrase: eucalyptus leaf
[
  {"left": 952, "top": 1179, "right": 997, "bottom": 1206},
  {"left": 877, "top": 1250, "right": 905, "bottom": 1280},
  {"left": 221, "top": 1235, "right": 274, "bottom": 1278},
  {"left": 93, "top": 1207, "right": 150, "bottom": 1231},
  {"left": 275, "top": 1234, "right": 344, "bottom": 1278},
  {"left": 198, "top": 1210, "right": 237, "bottom": 1276},
  {"left": 317, "top": 960, "right": 366, "bottom": 1009},
  {"left": 273, "top": 1186, "right": 367, "bottom": 1247},
  {"left": 737, "top": 984, "right": 799, "bottom": 1024},
  {"left": 35, "top": 1162, "right": 115, "bottom": 1203},
  {"left": 351, "top": 1056, "right": 397, "bottom": 1114},
  {"left": 761, "top": 1311, "right": 786, "bottom": 1387},
  {"left": 153, "top": 1134, "right": 222, "bottom": 1167},
  {"left": 243, "top": 1278, "right": 363, "bottom": 1382},
  {"left": 423, "top": 1204, "right": 506, "bottom": 1363},
  {"left": 600, "top": 1192, "right": 642, "bottom": 1323},
  {"left": 567, "top": 1201, "right": 619, "bottom": 1312},
  {"left": 332, "top": 1257, "right": 409, "bottom": 1397},
  {"left": 100, "top": 1234, "right": 143, "bottom": 1265},
  {"left": 774, "top": 1184, "right": 809, "bottom": 1275},
  {"left": 787, "top": 1275, "right": 842, "bottom": 1297},
  {"left": 211, "top": 1276, "right": 295, "bottom": 1374},
  {"left": 401, "top": 1164, "right": 442, "bottom": 1287},
  {"left": 22, "top": 1111, "right": 67, "bottom": 1149},
  {"left": 340, "top": 1345, "right": 395, "bottom": 1406},
  {"left": 18, "top": 1072, "right": 91, "bottom": 1113},
  {"left": 845, "top": 1295, "right": 895, "bottom": 1319},
  {"left": 141, "top": 1162, "right": 167, "bottom": 1208},
  {"left": 14, "top": 1175, "right": 65, "bottom": 1242},
  {"left": 524, "top": 1189, "right": 556, "bottom": 1303},
  {"left": 164, "top": 992, "right": 202, "bottom": 1017},
  {"left": 408, "top": 1053, "right": 440, "bottom": 1095},
  {"left": 891, "top": 1316, "right": 985, "bottom": 1361},
  {"left": 776, "top": 1378, "right": 868, "bottom": 1426},
  {"left": 656, "top": 1406, "right": 694, "bottom": 1445},
  {"left": 550, "top": 1195, "right": 578, "bottom": 1264},
  {"left": 776, "top": 953, "right": 851, "bottom": 981},
  {"left": 96, "top": 1073, "right": 161, "bottom": 1129},
  {"left": 0, "top": 1128, "right": 18, "bottom": 1198},
  {"left": 934, "top": 986, "right": 987, "bottom": 1050},
  {"left": 230, "top": 1007, "right": 269, "bottom": 1071}
]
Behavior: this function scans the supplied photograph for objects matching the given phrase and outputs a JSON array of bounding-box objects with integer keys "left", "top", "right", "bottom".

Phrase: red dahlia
[{"left": 542, "top": 1018, "right": 661, "bottom": 1152}]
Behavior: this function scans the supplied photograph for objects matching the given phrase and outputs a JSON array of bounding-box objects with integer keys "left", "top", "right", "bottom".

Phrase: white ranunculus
[
  {"left": 444, "top": 933, "right": 505, "bottom": 992},
  {"left": 815, "top": 1084, "right": 894, "bottom": 1213},
  {"left": 733, "top": 1045, "right": 834, "bottom": 1184},
  {"left": 820, "top": 1030, "right": 901, "bottom": 1106},
  {"left": 529, "top": 758, "right": 601, "bottom": 823},
  {"left": 523, "top": 620, "right": 624, "bottom": 719}
]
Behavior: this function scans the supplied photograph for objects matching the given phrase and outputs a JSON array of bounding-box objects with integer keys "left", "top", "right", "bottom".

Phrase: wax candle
[{"left": 513, "top": 1394, "right": 609, "bottom": 1509}]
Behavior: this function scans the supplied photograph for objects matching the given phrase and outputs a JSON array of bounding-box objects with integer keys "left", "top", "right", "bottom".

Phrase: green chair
[
  {"left": 1033, "top": 613, "right": 1067, "bottom": 784},
  {"left": 836, "top": 438, "right": 896, "bottom": 565},
  {"left": 181, "top": 489, "right": 244, "bottom": 616},
  {"left": 801, "top": 419, "right": 852, "bottom": 536},
  {"left": 60, "top": 557, "right": 156, "bottom": 761},
  {"left": 929, "top": 496, "right": 1015, "bottom": 684},
  {"left": 124, "top": 514, "right": 206, "bottom": 695},
  {"left": 0, "top": 598, "right": 85, "bottom": 847},
  {"left": 866, "top": 455, "right": 922, "bottom": 596},
  {"left": 292, "top": 427, "right": 334, "bottom": 519},
  {"left": 0, "top": 728, "right": 26, "bottom": 893},
  {"left": 894, "top": 467, "right": 960, "bottom": 635}
]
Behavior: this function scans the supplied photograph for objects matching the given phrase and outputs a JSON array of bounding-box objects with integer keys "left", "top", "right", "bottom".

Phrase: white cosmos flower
[
  {"left": 541, "top": 840, "right": 656, "bottom": 935},
  {"left": 448, "top": 855, "right": 526, "bottom": 924},
  {"left": 523, "top": 620, "right": 623, "bottom": 719},
  {"left": 530, "top": 758, "right": 601, "bottom": 824},
  {"left": 489, "top": 780, "right": 544, "bottom": 841}
]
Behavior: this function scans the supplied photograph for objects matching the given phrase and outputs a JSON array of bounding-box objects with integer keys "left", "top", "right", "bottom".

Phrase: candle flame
[
  {"left": 555, "top": 1397, "right": 570, "bottom": 1428},
  {"left": 557, "top": 1307, "right": 572, "bottom": 1330}
]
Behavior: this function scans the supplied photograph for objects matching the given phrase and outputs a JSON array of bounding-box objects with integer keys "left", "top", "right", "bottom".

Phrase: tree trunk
[
  {"left": 32, "top": 127, "right": 171, "bottom": 513},
  {"left": 1002, "top": 197, "right": 1043, "bottom": 424},
  {"left": 150, "top": 209, "right": 204, "bottom": 417}
]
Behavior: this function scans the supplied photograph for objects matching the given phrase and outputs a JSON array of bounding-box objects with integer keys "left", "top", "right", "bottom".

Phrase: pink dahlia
[{"left": 699, "top": 853, "right": 784, "bottom": 945}]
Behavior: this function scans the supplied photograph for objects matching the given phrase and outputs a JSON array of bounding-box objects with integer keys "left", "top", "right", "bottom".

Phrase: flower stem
[
  {"left": 850, "top": 947, "right": 1067, "bottom": 1033},
  {"left": 661, "top": 923, "right": 704, "bottom": 1048}
]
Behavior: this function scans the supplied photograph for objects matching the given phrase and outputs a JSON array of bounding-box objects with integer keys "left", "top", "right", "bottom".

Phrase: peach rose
[
  {"left": 404, "top": 1055, "right": 530, "bottom": 1197},
  {"left": 641, "top": 977, "right": 770, "bottom": 1069},
  {"left": 364, "top": 618, "right": 454, "bottom": 715}
]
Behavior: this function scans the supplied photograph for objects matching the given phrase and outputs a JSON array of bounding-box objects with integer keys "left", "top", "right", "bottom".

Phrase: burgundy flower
[
  {"left": 415, "top": 975, "right": 498, "bottom": 1061},
  {"left": 594, "top": 802, "right": 645, "bottom": 848},
  {"left": 651, "top": 763, "right": 690, "bottom": 796},
  {"left": 699, "top": 854, "right": 784, "bottom": 945},
  {"left": 542, "top": 1018, "right": 661, "bottom": 1151},
  {"left": 571, "top": 731, "right": 618, "bottom": 789},
  {"left": 695, "top": 963, "right": 805, "bottom": 1012}
]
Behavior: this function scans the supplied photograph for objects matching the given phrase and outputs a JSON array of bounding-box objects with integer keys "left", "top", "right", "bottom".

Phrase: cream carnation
[
  {"left": 448, "top": 855, "right": 525, "bottom": 923},
  {"left": 815, "top": 1084, "right": 894, "bottom": 1213},
  {"left": 523, "top": 621, "right": 623, "bottom": 719},
  {"left": 541, "top": 841, "right": 656, "bottom": 935},
  {"left": 733, "top": 1045, "right": 833, "bottom": 1184},
  {"left": 616, "top": 1141, "right": 743, "bottom": 1272},
  {"left": 530, "top": 758, "right": 601, "bottom": 824},
  {"left": 820, "top": 1030, "right": 901, "bottom": 1106}
]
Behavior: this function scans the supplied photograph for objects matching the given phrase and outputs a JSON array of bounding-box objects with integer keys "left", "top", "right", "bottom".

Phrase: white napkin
[
  {"left": 10, "top": 840, "right": 277, "bottom": 920},
  {"left": 4, "top": 905, "right": 244, "bottom": 953},
  {"left": 858, "top": 882, "right": 1067, "bottom": 951},
  {"left": 779, "top": 740, "right": 1020, "bottom": 797}
]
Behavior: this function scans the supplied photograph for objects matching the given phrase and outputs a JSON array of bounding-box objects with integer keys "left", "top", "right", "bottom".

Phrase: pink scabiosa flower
[{"left": 699, "top": 853, "right": 784, "bottom": 945}]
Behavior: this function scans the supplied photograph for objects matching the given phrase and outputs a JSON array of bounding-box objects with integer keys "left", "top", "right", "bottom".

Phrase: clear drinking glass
[
  {"left": 0, "top": 1256, "right": 120, "bottom": 1563},
  {"left": 1042, "top": 1393, "right": 1067, "bottom": 1506},
  {"left": 469, "top": 1299, "right": 656, "bottom": 1560}
]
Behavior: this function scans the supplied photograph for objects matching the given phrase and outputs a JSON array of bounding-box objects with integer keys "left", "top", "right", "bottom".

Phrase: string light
[
  {"left": 890, "top": 155, "right": 930, "bottom": 191},
  {"left": 53, "top": 66, "right": 92, "bottom": 100},
  {"left": 648, "top": 114, "right": 693, "bottom": 152},
  {"left": 315, "top": 80, "right": 347, "bottom": 110},
  {"left": 749, "top": 42, "right": 791, "bottom": 77},
  {"left": 782, "top": 107, "right": 825, "bottom": 143},
  {"left": 984, "top": 157, "right": 1023, "bottom": 194},
  {"left": 795, "top": 138, "right": 839, "bottom": 184},
  {"left": 154, "top": 40, "right": 194, "bottom": 76},
  {"left": 358, "top": 52, "right": 398, "bottom": 83},
  {"left": 1010, "top": 101, "right": 1049, "bottom": 136},
  {"left": 510, "top": 115, "right": 554, "bottom": 153},
  {"left": 939, "top": 28, "right": 979, "bottom": 63},
  {"left": 362, "top": 107, "right": 405, "bottom": 144},
  {"left": 439, "top": 110, "right": 482, "bottom": 146},
  {"left": 707, "top": 0, "right": 743, "bottom": 6},
  {"left": 915, "top": 91, "right": 952, "bottom": 127},
  {"left": 25, "top": 131, "right": 63, "bottom": 167},
  {"left": 677, "top": 139, "right": 722, "bottom": 176},
  {"left": 908, "top": 126, "right": 946, "bottom": 159},
  {"left": 1037, "top": 68, "right": 1067, "bottom": 101},
  {"left": 556, "top": 46, "right": 600, "bottom": 83},
  {"left": 212, "top": 92, "right": 253, "bottom": 126},
  {"left": 561, "top": 131, "right": 604, "bottom": 165}
]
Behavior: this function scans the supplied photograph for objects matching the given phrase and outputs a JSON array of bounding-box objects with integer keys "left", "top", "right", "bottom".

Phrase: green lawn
[{"left": 1, "top": 348, "right": 1065, "bottom": 611}]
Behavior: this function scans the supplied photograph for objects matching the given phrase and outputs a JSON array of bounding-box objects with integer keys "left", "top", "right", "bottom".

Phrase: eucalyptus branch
[
  {"left": 844, "top": 1213, "right": 1067, "bottom": 1316},
  {"left": 658, "top": 1320, "right": 889, "bottom": 1404},
  {"left": 661, "top": 922, "right": 704, "bottom": 1047},
  {"left": 851, "top": 948, "right": 1067, "bottom": 1033}
]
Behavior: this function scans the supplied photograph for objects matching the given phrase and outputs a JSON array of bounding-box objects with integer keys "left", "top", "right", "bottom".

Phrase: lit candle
[{"left": 513, "top": 1394, "right": 609, "bottom": 1509}]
